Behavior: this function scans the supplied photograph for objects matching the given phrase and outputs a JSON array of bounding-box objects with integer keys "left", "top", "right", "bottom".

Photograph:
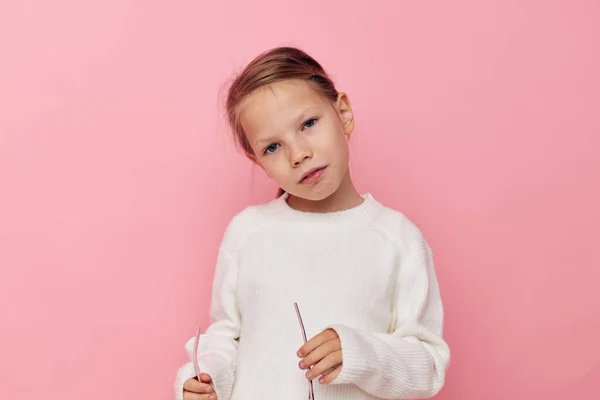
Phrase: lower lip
[{"left": 300, "top": 167, "right": 327, "bottom": 184}]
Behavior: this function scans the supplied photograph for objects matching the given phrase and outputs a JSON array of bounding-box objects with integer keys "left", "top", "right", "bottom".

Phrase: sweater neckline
[{"left": 262, "top": 192, "right": 383, "bottom": 232}]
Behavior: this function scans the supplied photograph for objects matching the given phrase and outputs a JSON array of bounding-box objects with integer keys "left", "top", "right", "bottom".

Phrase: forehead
[{"left": 239, "top": 80, "right": 329, "bottom": 137}]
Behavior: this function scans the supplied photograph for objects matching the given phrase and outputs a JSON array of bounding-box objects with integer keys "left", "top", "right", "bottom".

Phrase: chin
[{"left": 289, "top": 181, "right": 342, "bottom": 202}]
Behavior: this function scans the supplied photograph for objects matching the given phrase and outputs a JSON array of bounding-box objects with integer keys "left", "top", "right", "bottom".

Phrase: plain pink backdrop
[{"left": 1, "top": 1, "right": 599, "bottom": 399}]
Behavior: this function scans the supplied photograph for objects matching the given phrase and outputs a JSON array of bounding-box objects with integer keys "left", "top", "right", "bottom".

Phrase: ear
[{"left": 335, "top": 92, "right": 354, "bottom": 136}]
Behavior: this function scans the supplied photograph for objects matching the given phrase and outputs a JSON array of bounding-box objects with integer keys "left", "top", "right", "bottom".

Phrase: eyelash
[
  {"left": 303, "top": 118, "right": 318, "bottom": 130},
  {"left": 262, "top": 118, "right": 319, "bottom": 155},
  {"left": 263, "top": 143, "right": 280, "bottom": 155}
]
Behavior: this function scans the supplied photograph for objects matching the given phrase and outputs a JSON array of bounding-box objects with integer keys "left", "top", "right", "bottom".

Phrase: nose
[{"left": 290, "top": 142, "right": 312, "bottom": 167}]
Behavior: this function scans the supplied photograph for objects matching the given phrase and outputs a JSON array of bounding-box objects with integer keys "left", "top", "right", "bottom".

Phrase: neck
[{"left": 286, "top": 169, "right": 363, "bottom": 213}]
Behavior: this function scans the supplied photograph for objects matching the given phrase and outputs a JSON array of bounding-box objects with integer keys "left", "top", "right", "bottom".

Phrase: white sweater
[{"left": 174, "top": 193, "right": 450, "bottom": 400}]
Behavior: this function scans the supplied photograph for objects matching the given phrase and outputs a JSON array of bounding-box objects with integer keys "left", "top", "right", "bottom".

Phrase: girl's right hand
[{"left": 183, "top": 374, "right": 217, "bottom": 400}]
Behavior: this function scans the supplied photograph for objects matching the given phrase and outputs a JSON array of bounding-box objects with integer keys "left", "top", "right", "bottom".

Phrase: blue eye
[
  {"left": 264, "top": 143, "right": 280, "bottom": 154},
  {"left": 303, "top": 118, "right": 317, "bottom": 129}
]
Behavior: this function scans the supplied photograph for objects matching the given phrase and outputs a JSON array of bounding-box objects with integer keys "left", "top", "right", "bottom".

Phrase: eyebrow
[{"left": 253, "top": 108, "right": 320, "bottom": 148}]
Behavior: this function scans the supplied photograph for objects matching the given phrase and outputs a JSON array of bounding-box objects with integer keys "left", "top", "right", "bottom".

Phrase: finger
[
  {"left": 319, "top": 364, "right": 342, "bottom": 384},
  {"left": 199, "top": 374, "right": 212, "bottom": 383},
  {"left": 299, "top": 337, "right": 341, "bottom": 369},
  {"left": 183, "top": 378, "right": 214, "bottom": 394},
  {"left": 183, "top": 392, "right": 217, "bottom": 400},
  {"left": 297, "top": 329, "right": 338, "bottom": 357},
  {"left": 183, "top": 392, "right": 203, "bottom": 400},
  {"left": 306, "top": 350, "right": 342, "bottom": 380},
  {"left": 183, "top": 377, "right": 203, "bottom": 392},
  {"left": 320, "top": 363, "right": 341, "bottom": 377}
]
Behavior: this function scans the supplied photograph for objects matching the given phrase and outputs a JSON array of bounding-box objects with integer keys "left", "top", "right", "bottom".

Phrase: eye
[
  {"left": 263, "top": 143, "right": 280, "bottom": 155},
  {"left": 303, "top": 118, "right": 318, "bottom": 130}
]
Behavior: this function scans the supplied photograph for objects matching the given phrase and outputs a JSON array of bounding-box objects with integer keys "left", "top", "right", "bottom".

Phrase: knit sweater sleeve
[
  {"left": 174, "top": 245, "right": 241, "bottom": 400},
  {"left": 328, "top": 223, "right": 450, "bottom": 399}
]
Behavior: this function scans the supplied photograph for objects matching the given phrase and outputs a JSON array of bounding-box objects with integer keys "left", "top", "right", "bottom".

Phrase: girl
[{"left": 174, "top": 46, "right": 450, "bottom": 400}]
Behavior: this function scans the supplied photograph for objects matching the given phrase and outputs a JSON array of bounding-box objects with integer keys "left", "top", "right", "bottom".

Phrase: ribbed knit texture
[{"left": 175, "top": 193, "right": 450, "bottom": 400}]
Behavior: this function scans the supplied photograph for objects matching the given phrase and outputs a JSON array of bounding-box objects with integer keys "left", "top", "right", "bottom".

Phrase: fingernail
[
  {"left": 209, "top": 395, "right": 215, "bottom": 400},
  {"left": 306, "top": 371, "right": 312, "bottom": 379},
  {"left": 297, "top": 350, "right": 303, "bottom": 357},
  {"left": 299, "top": 361, "right": 306, "bottom": 369}
]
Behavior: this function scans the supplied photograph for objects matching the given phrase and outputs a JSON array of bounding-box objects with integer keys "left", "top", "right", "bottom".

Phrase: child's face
[{"left": 239, "top": 80, "right": 354, "bottom": 201}]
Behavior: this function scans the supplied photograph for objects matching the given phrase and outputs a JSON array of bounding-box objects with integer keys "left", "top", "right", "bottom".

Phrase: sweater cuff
[
  {"left": 201, "top": 355, "right": 235, "bottom": 400},
  {"left": 182, "top": 336, "right": 236, "bottom": 399},
  {"left": 326, "top": 324, "right": 372, "bottom": 386},
  {"left": 174, "top": 362, "right": 196, "bottom": 400},
  {"left": 174, "top": 357, "right": 234, "bottom": 400}
]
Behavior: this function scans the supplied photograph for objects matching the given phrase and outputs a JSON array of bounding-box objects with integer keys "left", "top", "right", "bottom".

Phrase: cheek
[
  {"left": 261, "top": 157, "right": 287, "bottom": 180},
  {"left": 325, "top": 130, "right": 350, "bottom": 163}
]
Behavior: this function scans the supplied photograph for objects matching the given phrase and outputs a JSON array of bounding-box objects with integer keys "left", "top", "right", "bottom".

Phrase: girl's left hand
[{"left": 297, "top": 328, "right": 343, "bottom": 384}]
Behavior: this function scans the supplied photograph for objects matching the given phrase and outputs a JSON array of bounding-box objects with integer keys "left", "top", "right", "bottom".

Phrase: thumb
[{"left": 199, "top": 374, "right": 212, "bottom": 383}]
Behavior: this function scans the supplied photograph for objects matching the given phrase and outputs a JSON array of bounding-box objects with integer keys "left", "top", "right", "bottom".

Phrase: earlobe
[
  {"left": 336, "top": 92, "right": 355, "bottom": 136},
  {"left": 345, "top": 119, "right": 355, "bottom": 137}
]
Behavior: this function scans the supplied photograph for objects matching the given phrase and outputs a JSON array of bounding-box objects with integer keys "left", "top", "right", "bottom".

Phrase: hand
[
  {"left": 297, "top": 328, "right": 343, "bottom": 384},
  {"left": 183, "top": 374, "right": 217, "bottom": 400}
]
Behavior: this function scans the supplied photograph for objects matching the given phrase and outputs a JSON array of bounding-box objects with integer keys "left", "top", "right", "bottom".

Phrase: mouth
[{"left": 299, "top": 166, "right": 328, "bottom": 184}]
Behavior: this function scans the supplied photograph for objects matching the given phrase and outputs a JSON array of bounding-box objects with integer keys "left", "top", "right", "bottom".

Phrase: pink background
[{"left": 1, "top": 1, "right": 599, "bottom": 399}]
